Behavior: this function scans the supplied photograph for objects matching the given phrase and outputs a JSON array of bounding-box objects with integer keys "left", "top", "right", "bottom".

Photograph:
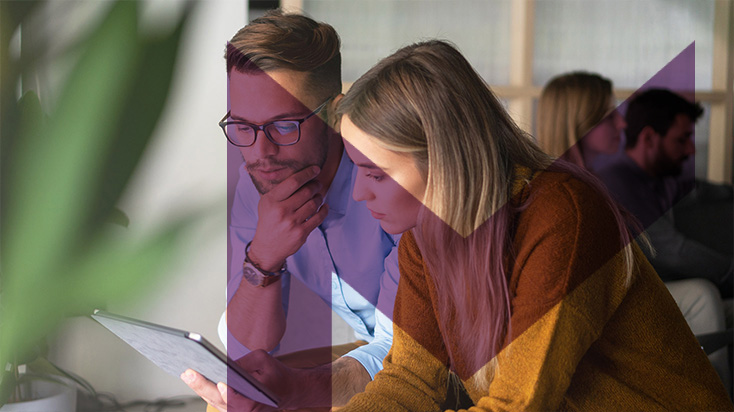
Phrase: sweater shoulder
[
  {"left": 520, "top": 171, "right": 613, "bottom": 225},
  {"left": 509, "top": 171, "right": 624, "bottom": 308}
]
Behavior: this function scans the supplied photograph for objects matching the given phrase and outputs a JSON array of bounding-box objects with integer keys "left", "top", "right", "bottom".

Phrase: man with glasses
[{"left": 182, "top": 10, "right": 400, "bottom": 411}]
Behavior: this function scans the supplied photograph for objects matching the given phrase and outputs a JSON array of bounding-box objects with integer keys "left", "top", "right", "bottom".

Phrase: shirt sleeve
[
  {"left": 221, "top": 168, "right": 291, "bottom": 357},
  {"left": 645, "top": 211, "right": 733, "bottom": 285},
  {"left": 687, "top": 179, "right": 734, "bottom": 202},
  {"left": 343, "top": 234, "right": 400, "bottom": 379},
  {"left": 647, "top": 179, "right": 734, "bottom": 285},
  {"left": 341, "top": 231, "right": 449, "bottom": 412}
]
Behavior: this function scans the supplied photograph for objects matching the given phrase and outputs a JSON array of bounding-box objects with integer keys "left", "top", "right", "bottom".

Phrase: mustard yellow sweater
[{"left": 342, "top": 170, "right": 733, "bottom": 412}]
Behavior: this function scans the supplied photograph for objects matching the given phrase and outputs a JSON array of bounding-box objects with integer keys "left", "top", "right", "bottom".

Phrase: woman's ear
[{"left": 329, "top": 94, "right": 344, "bottom": 132}]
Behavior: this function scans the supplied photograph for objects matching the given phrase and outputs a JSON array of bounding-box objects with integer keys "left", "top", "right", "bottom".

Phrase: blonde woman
[
  {"left": 537, "top": 72, "right": 625, "bottom": 172},
  {"left": 335, "top": 41, "right": 732, "bottom": 411}
]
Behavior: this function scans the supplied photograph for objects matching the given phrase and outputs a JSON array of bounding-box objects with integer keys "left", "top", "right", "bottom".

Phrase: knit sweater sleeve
[
  {"left": 456, "top": 176, "right": 632, "bottom": 412},
  {"left": 341, "top": 230, "right": 449, "bottom": 412}
]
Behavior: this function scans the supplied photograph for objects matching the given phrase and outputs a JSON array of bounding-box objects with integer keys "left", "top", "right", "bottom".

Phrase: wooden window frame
[{"left": 283, "top": 0, "right": 733, "bottom": 183}]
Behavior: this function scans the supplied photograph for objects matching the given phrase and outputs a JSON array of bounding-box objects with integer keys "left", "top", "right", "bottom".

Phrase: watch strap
[
  {"left": 244, "top": 241, "right": 287, "bottom": 286},
  {"left": 243, "top": 262, "right": 283, "bottom": 287}
]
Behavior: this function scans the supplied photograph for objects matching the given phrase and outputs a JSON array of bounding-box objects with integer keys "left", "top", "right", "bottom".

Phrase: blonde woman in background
[{"left": 537, "top": 72, "right": 625, "bottom": 172}]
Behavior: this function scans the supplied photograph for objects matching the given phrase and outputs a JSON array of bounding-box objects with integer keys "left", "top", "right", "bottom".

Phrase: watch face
[{"left": 243, "top": 264, "right": 265, "bottom": 287}]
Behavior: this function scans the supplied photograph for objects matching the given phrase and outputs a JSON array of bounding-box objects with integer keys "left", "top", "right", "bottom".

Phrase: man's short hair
[
  {"left": 226, "top": 9, "right": 342, "bottom": 102},
  {"left": 625, "top": 88, "right": 704, "bottom": 148}
]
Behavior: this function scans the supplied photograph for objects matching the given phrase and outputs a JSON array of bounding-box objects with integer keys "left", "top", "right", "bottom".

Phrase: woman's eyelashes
[{"left": 365, "top": 171, "right": 384, "bottom": 182}]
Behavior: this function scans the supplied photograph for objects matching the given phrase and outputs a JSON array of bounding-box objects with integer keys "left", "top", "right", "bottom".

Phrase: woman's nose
[
  {"left": 614, "top": 111, "right": 627, "bottom": 131},
  {"left": 353, "top": 174, "right": 374, "bottom": 202}
]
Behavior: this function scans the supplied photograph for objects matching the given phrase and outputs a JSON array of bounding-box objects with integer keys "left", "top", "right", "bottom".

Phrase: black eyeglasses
[{"left": 219, "top": 99, "right": 330, "bottom": 147}]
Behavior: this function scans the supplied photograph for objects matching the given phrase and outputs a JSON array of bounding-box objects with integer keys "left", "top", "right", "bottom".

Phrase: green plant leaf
[
  {"left": 83, "top": 4, "right": 194, "bottom": 240},
  {"left": 108, "top": 207, "right": 130, "bottom": 228},
  {"left": 0, "top": 91, "right": 44, "bottom": 252},
  {"left": 3, "top": 0, "right": 141, "bottom": 295},
  {"left": 1, "top": 0, "right": 139, "bottom": 373},
  {"left": 0, "top": 206, "right": 210, "bottom": 373},
  {"left": 0, "top": 370, "right": 18, "bottom": 408},
  {"left": 0, "top": 1, "right": 198, "bottom": 388},
  {"left": 64, "top": 215, "right": 198, "bottom": 312}
]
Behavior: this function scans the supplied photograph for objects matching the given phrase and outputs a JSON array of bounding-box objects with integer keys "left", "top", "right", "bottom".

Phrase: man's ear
[
  {"left": 329, "top": 94, "right": 344, "bottom": 132},
  {"left": 639, "top": 125, "right": 659, "bottom": 148}
]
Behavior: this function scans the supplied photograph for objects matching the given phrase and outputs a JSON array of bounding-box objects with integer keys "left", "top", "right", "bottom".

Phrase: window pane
[
  {"left": 533, "top": 0, "right": 715, "bottom": 90},
  {"left": 304, "top": 0, "right": 512, "bottom": 84}
]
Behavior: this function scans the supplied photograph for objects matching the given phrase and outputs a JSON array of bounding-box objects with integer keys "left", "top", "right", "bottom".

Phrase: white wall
[{"left": 49, "top": 0, "right": 246, "bottom": 402}]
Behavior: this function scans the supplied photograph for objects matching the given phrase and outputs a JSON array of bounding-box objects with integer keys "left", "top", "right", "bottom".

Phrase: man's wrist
[
  {"left": 247, "top": 242, "right": 287, "bottom": 273},
  {"left": 243, "top": 242, "right": 287, "bottom": 287}
]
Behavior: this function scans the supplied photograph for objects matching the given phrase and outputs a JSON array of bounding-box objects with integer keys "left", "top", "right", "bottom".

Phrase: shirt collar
[{"left": 620, "top": 153, "right": 659, "bottom": 186}]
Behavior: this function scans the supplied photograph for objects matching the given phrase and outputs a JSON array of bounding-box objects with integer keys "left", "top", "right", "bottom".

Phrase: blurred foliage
[{"left": 0, "top": 0, "right": 200, "bottom": 405}]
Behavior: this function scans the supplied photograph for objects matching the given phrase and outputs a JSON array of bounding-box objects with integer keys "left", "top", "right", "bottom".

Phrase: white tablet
[{"left": 91, "top": 309, "right": 279, "bottom": 407}]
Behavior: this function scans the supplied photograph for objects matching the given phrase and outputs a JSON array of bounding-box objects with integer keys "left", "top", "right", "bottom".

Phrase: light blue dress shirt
[{"left": 219, "top": 150, "right": 399, "bottom": 379}]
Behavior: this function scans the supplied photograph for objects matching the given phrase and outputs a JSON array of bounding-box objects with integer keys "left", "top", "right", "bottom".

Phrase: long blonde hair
[
  {"left": 339, "top": 41, "right": 636, "bottom": 391},
  {"left": 537, "top": 72, "right": 613, "bottom": 167}
]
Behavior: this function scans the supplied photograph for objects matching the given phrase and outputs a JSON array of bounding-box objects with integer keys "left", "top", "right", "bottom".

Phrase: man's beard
[
  {"left": 655, "top": 151, "right": 687, "bottom": 177},
  {"left": 246, "top": 146, "right": 329, "bottom": 194},
  {"left": 247, "top": 159, "right": 304, "bottom": 194}
]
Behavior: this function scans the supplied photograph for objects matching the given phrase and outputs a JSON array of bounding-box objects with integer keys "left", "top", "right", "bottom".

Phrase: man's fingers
[
  {"left": 302, "top": 203, "right": 329, "bottom": 234},
  {"left": 282, "top": 179, "right": 322, "bottom": 210},
  {"left": 292, "top": 192, "right": 325, "bottom": 223},
  {"left": 218, "top": 382, "right": 228, "bottom": 405},
  {"left": 268, "top": 166, "right": 320, "bottom": 201},
  {"left": 218, "top": 381, "right": 268, "bottom": 412},
  {"left": 181, "top": 370, "right": 227, "bottom": 411},
  {"left": 182, "top": 370, "right": 266, "bottom": 411}
]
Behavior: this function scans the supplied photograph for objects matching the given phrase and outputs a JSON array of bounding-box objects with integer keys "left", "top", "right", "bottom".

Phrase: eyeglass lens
[{"left": 226, "top": 120, "right": 300, "bottom": 146}]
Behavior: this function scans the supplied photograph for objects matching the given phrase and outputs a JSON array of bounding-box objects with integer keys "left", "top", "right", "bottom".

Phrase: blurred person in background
[
  {"left": 597, "top": 88, "right": 733, "bottom": 393},
  {"left": 537, "top": 71, "right": 625, "bottom": 173},
  {"left": 598, "top": 89, "right": 732, "bottom": 297}
]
